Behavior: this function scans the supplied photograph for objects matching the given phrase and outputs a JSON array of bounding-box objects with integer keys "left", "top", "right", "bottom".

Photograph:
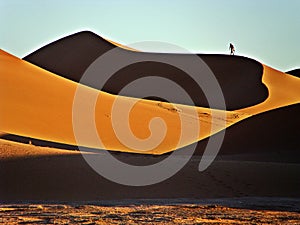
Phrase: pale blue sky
[{"left": 1, "top": 0, "right": 299, "bottom": 71}]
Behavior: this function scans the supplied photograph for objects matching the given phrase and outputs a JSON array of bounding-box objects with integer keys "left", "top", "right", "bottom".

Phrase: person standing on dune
[{"left": 229, "top": 43, "right": 235, "bottom": 55}]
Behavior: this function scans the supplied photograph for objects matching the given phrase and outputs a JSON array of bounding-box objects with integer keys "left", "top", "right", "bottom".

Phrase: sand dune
[
  {"left": 1, "top": 32, "right": 300, "bottom": 155},
  {"left": 24, "top": 31, "right": 268, "bottom": 110},
  {"left": 1, "top": 32, "right": 300, "bottom": 203},
  {"left": 208, "top": 64, "right": 300, "bottom": 155},
  {"left": 3, "top": 104, "right": 299, "bottom": 159},
  {"left": 197, "top": 104, "right": 300, "bottom": 157},
  {"left": 237, "top": 66, "right": 300, "bottom": 115},
  {"left": 0, "top": 49, "right": 250, "bottom": 154},
  {"left": 1, "top": 31, "right": 298, "bottom": 157}
]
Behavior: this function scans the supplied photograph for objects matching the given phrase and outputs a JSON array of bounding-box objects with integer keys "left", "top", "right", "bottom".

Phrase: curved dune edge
[
  {"left": 236, "top": 65, "right": 300, "bottom": 115},
  {"left": 0, "top": 49, "right": 299, "bottom": 154},
  {"left": 104, "top": 35, "right": 300, "bottom": 111}
]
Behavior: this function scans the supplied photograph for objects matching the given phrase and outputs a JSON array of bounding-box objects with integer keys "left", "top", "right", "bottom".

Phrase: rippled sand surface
[{"left": 1, "top": 203, "right": 300, "bottom": 224}]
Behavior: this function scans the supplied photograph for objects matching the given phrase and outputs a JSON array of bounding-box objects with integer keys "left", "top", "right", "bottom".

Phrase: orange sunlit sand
[
  {"left": 0, "top": 48, "right": 299, "bottom": 155},
  {"left": 237, "top": 65, "right": 300, "bottom": 115}
]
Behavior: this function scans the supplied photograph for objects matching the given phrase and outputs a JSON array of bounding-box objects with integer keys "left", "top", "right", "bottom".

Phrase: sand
[
  {"left": 2, "top": 31, "right": 298, "bottom": 156},
  {"left": 237, "top": 65, "right": 300, "bottom": 115},
  {"left": 1, "top": 138, "right": 300, "bottom": 224},
  {"left": 1, "top": 32, "right": 300, "bottom": 222},
  {"left": 0, "top": 49, "right": 251, "bottom": 154},
  {"left": 0, "top": 139, "right": 80, "bottom": 160},
  {"left": 24, "top": 31, "right": 268, "bottom": 110},
  {"left": 1, "top": 48, "right": 300, "bottom": 155},
  {"left": 1, "top": 139, "right": 300, "bottom": 202},
  {"left": 1, "top": 201, "right": 300, "bottom": 224}
]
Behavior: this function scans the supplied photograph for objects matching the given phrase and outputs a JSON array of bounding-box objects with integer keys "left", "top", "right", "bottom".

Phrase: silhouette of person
[{"left": 229, "top": 43, "right": 235, "bottom": 55}]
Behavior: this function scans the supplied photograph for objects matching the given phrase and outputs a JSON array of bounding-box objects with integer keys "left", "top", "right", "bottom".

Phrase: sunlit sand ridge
[
  {"left": 0, "top": 49, "right": 250, "bottom": 154},
  {"left": 237, "top": 65, "right": 300, "bottom": 115},
  {"left": 104, "top": 38, "right": 138, "bottom": 52}
]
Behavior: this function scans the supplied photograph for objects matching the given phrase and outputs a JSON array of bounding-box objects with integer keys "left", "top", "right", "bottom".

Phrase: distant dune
[
  {"left": 24, "top": 31, "right": 268, "bottom": 110},
  {"left": 286, "top": 68, "right": 300, "bottom": 78}
]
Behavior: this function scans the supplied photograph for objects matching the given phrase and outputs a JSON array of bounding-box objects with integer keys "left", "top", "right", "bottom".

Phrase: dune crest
[{"left": 104, "top": 37, "right": 138, "bottom": 52}]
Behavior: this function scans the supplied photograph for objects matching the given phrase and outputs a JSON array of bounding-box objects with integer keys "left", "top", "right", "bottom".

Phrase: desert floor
[
  {"left": 1, "top": 199, "right": 300, "bottom": 224},
  {"left": 1, "top": 139, "right": 300, "bottom": 224}
]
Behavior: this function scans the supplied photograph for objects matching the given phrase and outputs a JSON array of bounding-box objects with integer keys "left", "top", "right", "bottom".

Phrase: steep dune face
[
  {"left": 221, "top": 104, "right": 300, "bottom": 154},
  {"left": 0, "top": 49, "right": 249, "bottom": 154},
  {"left": 24, "top": 31, "right": 268, "bottom": 110}
]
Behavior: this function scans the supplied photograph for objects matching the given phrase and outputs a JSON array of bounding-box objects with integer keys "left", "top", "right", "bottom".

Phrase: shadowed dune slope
[
  {"left": 24, "top": 31, "right": 115, "bottom": 83},
  {"left": 195, "top": 103, "right": 300, "bottom": 157},
  {"left": 286, "top": 69, "right": 300, "bottom": 78},
  {"left": 222, "top": 103, "right": 300, "bottom": 153},
  {"left": 24, "top": 31, "right": 268, "bottom": 110}
]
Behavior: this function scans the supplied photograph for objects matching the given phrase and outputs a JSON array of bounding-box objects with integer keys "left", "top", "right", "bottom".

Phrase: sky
[{"left": 1, "top": 0, "right": 299, "bottom": 71}]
